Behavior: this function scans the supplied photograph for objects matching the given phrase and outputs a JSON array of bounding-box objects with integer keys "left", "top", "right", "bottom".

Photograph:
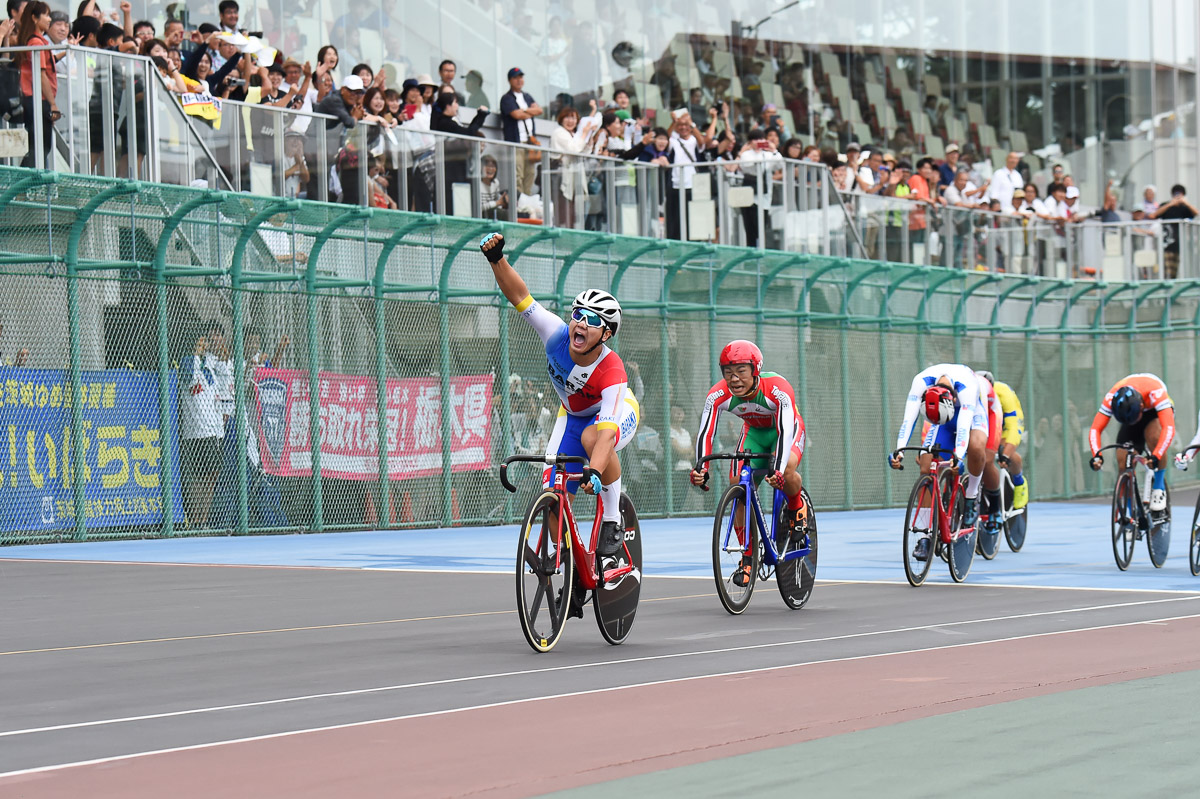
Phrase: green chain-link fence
[{"left": 1, "top": 165, "right": 1199, "bottom": 543}]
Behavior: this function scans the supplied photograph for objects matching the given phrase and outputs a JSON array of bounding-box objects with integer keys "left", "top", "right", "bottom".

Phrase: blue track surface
[{"left": 3, "top": 501, "right": 1198, "bottom": 592}]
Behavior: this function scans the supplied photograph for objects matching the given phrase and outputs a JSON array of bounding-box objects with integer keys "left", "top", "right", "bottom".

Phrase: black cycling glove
[{"left": 480, "top": 232, "right": 505, "bottom": 263}]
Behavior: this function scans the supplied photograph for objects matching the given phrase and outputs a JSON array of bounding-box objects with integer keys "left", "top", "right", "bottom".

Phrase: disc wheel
[
  {"left": 713, "top": 483, "right": 758, "bottom": 614},
  {"left": 1146, "top": 483, "right": 1171, "bottom": 568},
  {"left": 946, "top": 473, "right": 975, "bottom": 583},
  {"left": 775, "top": 489, "right": 818, "bottom": 610},
  {"left": 902, "top": 474, "right": 937, "bottom": 587},
  {"left": 516, "top": 492, "right": 574, "bottom": 653},
  {"left": 593, "top": 493, "right": 643, "bottom": 645},
  {"left": 1111, "top": 472, "right": 1137, "bottom": 571}
]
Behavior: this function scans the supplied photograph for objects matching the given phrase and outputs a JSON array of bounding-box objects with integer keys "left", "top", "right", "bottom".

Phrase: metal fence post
[
  {"left": 231, "top": 200, "right": 300, "bottom": 533},
  {"left": 372, "top": 216, "right": 438, "bottom": 524},
  {"left": 65, "top": 180, "right": 140, "bottom": 539},
  {"left": 302, "top": 207, "right": 373, "bottom": 532},
  {"left": 152, "top": 191, "right": 227, "bottom": 535}
]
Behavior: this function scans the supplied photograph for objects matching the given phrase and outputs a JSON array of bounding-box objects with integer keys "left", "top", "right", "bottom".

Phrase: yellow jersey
[{"left": 994, "top": 381, "right": 1024, "bottom": 447}]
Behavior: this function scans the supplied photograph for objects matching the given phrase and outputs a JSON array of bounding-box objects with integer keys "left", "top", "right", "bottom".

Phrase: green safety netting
[{"left": 1, "top": 165, "right": 1198, "bottom": 543}]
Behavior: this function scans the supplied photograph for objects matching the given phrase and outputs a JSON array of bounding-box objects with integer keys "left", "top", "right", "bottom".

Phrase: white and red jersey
[
  {"left": 694, "top": 372, "right": 804, "bottom": 474},
  {"left": 515, "top": 295, "right": 632, "bottom": 433}
]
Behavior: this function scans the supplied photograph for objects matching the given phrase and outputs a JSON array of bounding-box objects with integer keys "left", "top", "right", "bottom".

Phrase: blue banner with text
[{"left": 0, "top": 368, "right": 183, "bottom": 532}]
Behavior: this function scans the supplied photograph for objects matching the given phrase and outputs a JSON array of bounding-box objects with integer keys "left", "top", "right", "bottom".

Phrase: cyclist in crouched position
[
  {"left": 1089, "top": 374, "right": 1175, "bottom": 517},
  {"left": 690, "top": 340, "right": 808, "bottom": 587}
]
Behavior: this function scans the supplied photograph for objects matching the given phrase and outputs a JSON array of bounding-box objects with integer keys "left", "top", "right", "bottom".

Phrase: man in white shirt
[
  {"left": 988, "top": 150, "right": 1022, "bottom": 213},
  {"left": 665, "top": 110, "right": 702, "bottom": 240},
  {"left": 943, "top": 167, "right": 982, "bottom": 207}
]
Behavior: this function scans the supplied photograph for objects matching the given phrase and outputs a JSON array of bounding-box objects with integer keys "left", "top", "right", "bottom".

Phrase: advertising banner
[
  {"left": 254, "top": 370, "right": 493, "bottom": 480},
  {"left": 0, "top": 368, "right": 183, "bottom": 532}
]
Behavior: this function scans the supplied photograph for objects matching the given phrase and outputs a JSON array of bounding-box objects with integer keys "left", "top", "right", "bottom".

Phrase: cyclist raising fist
[
  {"left": 691, "top": 341, "right": 808, "bottom": 577},
  {"left": 480, "top": 232, "right": 639, "bottom": 558},
  {"left": 1089, "top": 373, "right": 1175, "bottom": 514}
]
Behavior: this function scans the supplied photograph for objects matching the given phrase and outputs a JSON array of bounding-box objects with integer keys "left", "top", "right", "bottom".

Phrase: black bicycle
[{"left": 1097, "top": 443, "right": 1171, "bottom": 571}]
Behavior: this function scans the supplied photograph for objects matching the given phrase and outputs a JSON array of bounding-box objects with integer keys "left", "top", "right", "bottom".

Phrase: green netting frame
[{"left": 1, "top": 164, "right": 1198, "bottom": 543}]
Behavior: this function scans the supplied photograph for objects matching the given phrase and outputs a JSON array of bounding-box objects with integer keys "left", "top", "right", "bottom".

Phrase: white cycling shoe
[{"left": 1149, "top": 489, "right": 1167, "bottom": 512}]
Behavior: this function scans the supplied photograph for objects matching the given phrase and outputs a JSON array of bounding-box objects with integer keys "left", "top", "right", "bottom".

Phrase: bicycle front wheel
[
  {"left": 1190, "top": 498, "right": 1200, "bottom": 576},
  {"left": 946, "top": 478, "right": 975, "bottom": 583},
  {"left": 516, "top": 491, "right": 575, "bottom": 653},
  {"left": 775, "top": 489, "right": 817, "bottom": 610},
  {"left": 1111, "top": 472, "right": 1137, "bottom": 571},
  {"left": 1147, "top": 483, "right": 1170, "bottom": 568},
  {"left": 903, "top": 475, "right": 936, "bottom": 587},
  {"left": 713, "top": 483, "right": 757, "bottom": 614}
]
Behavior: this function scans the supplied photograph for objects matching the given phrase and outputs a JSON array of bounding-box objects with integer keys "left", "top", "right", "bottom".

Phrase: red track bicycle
[
  {"left": 501, "top": 454, "right": 643, "bottom": 653},
  {"left": 892, "top": 445, "right": 978, "bottom": 586}
]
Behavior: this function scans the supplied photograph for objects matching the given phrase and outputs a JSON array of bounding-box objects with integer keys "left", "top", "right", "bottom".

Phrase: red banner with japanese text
[{"left": 253, "top": 370, "right": 493, "bottom": 480}]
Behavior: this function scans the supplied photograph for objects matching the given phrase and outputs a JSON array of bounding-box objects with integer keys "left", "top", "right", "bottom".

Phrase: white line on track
[
  {"left": 2, "top": 610, "right": 1198, "bottom": 782},
  {"left": 1, "top": 594, "right": 1196, "bottom": 741},
  {"left": 6, "top": 558, "right": 1200, "bottom": 595}
]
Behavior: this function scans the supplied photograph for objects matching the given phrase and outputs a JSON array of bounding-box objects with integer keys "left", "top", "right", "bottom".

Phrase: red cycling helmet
[
  {"left": 923, "top": 385, "right": 957, "bottom": 425},
  {"left": 719, "top": 340, "right": 764, "bottom": 377}
]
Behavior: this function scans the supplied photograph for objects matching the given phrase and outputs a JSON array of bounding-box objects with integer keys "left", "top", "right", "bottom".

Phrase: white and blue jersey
[
  {"left": 896, "top": 363, "right": 987, "bottom": 460},
  {"left": 514, "top": 294, "right": 640, "bottom": 491}
]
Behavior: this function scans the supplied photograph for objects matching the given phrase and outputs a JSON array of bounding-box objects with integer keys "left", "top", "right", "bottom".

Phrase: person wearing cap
[
  {"left": 413, "top": 72, "right": 437, "bottom": 106},
  {"left": 500, "top": 66, "right": 543, "bottom": 197},
  {"left": 309, "top": 73, "right": 385, "bottom": 202},
  {"left": 937, "top": 142, "right": 961, "bottom": 189},
  {"left": 844, "top": 142, "right": 861, "bottom": 173}
]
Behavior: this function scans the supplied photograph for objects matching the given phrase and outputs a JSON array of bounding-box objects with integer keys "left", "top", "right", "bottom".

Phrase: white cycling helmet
[{"left": 572, "top": 288, "right": 622, "bottom": 334}]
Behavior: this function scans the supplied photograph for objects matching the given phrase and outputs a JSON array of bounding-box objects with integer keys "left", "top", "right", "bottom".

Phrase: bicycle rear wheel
[
  {"left": 775, "top": 489, "right": 817, "bottom": 610},
  {"left": 902, "top": 475, "right": 936, "bottom": 587},
  {"left": 1001, "top": 471, "right": 1028, "bottom": 552},
  {"left": 946, "top": 472, "right": 975, "bottom": 583},
  {"left": 516, "top": 491, "right": 575, "bottom": 653},
  {"left": 713, "top": 483, "right": 757, "bottom": 614},
  {"left": 594, "top": 493, "right": 643, "bottom": 644},
  {"left": 1146, "top": 483, "right": 1171, "bottom": 568},
  {"left": 1111, "top": 472, "right": 1137, "bottom": 571}
]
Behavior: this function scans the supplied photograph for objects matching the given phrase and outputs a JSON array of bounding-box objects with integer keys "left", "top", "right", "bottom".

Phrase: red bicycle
[
  {"left": 500, "top": 454, "right": 643, "bottom": 653},
  {"left": 892, "top": 445, "right": 978, "bottom": 586}
]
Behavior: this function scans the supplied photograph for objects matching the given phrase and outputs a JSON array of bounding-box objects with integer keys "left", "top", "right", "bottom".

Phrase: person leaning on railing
[{"left": 15, "top": 1, "right": 58, "bottom": 168}]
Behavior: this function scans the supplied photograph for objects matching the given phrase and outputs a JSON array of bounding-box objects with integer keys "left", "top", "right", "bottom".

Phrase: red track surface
[{"left": 5, "top": 615, "right": 1198, "bottom": 799}]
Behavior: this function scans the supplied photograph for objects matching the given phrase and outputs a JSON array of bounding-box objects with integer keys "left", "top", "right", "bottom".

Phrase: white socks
[
  {"left": 965, "top": 470, "right": 982, "bottom": 499},
  {"left": 914, "top": 507, "right": 932, "bottom": 530},
  {"left": 600, "top": 476, "right": 622, "bottom": 523}
]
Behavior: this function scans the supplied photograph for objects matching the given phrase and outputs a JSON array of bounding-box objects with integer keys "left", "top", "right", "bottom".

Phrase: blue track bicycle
[{"left": 696, "top": 452, "right": 818, "bottom": 614}]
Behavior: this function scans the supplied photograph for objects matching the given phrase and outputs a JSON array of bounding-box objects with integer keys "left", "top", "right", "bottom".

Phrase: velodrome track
[{"left": 1, "top": 494, "right": 1199, "bottom": 797}]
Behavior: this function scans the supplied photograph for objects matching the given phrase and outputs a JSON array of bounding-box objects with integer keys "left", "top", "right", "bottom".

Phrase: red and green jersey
[{"left": 694, "top": 372, "right": 805, "bottom": 474}]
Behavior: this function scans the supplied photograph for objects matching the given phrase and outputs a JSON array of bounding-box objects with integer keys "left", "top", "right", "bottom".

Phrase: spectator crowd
[{"left": 2, "top": 1, "right": 1194, "bottom": 276}]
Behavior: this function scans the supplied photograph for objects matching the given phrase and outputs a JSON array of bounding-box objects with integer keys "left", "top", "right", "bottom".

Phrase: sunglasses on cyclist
[{"left": 570, "top": 308, "right": 605, "bottom": 328}]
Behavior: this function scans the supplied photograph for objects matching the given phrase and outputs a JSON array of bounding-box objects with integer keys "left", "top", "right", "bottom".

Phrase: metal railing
[
  {"left": 4, "top": 45, "right": 1197, "bottom": 279},
  {"left": 1, "top": 43, "right": 233, "bottom": 190}
]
